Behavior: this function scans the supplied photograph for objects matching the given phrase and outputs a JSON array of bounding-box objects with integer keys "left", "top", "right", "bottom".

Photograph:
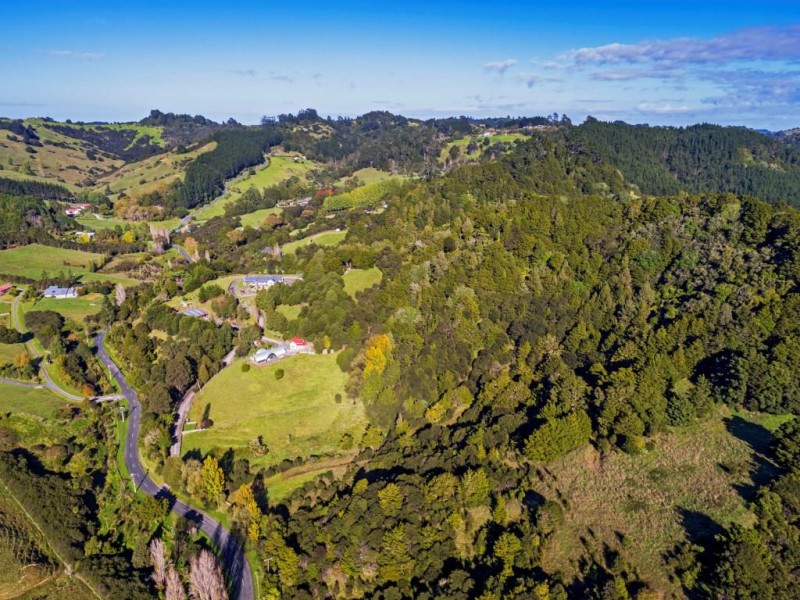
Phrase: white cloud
[
  {"left": 483, "top": 59, "right": 517, "bottom": 74},
  {"left": 636, "top": 102, "right": 690, "bottom": 115}
]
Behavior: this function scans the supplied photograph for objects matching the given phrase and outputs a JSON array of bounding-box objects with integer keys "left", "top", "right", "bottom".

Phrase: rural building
[
  {"left": 74, "top": 231, "right": 96, "bottom": 239},
  {"left": 289, "top": 337, "right": 307, "bottom": 351},
  {"left": 252, "top": 345, "right": 288, "bottom": 364},
  {"left": 43, "top": 286, "right": 78, "bottom": 299},
  {"left": 260, "top": 246, "right": 283, "bottom": 257},
  {"left": 243, "top": 275, "right": 284, "bottom": 290},
  {"left": 180, "top": 308, "right": 209, "bottom": 319},
  {"left": 65, "top": 203, "right": 92, "bottom": 216},
  {"left": 0, "top": 284, "right": 13, "bottom": 295}
]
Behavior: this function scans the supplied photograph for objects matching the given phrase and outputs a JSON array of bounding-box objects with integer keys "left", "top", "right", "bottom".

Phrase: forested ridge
[{"left": 563, "top": 118, "right": 800, "bottom": 206}]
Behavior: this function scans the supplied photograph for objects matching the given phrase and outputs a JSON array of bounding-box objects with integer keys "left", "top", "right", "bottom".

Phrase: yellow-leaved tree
[{"left": 363, "top": 333, "right": 391, "bottom": 379}]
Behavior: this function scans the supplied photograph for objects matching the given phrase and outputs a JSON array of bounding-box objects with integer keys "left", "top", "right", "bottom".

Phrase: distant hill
[{"left": 563, "top": 118, "right": 800, "bottom": 206}]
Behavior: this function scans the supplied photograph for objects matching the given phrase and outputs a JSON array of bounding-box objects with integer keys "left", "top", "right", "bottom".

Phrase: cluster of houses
[
  {"left": 251, "top": 337, "right": 310, "bottom": 365},
  {"left": 43, "top": 286, "right": 78, "bottom": 299}
]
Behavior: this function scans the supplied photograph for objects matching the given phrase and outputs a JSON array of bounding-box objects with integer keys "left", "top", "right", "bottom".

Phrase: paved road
[
  {"left": 174, "top": 244, "right": 194, "bottom": 263},
  {"left": 93, "top": 332, "right": 254, "bottom": 600},
  {"left": 0, "top": 378, "right": 45, "bottom": 389},
  {"left": 170, "top": 348, "right": 236, "bottom": 458}
]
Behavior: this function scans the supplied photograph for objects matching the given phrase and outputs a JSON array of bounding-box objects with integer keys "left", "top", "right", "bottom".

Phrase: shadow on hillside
[
  {"left": 676, "top": 507, "right": 724, "bottom": 545},
  {"left": 723, "top": 415, "right": 779, "bottom": 500}
]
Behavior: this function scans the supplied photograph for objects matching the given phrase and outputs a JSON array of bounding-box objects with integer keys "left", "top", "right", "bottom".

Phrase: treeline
[
  {"left": 48, "top": 124, "right": 163, "bottom": 162},
  {"left": 0, "top": 119, "right": 40, "bottom": 145},
  {"left": 0, "top": 193, "right": 75, "bottom": 248},
  {"left": 0, "top": 176, "right": 73, "bottom": 201},
  {"left": 281, "top": 110, "right": 443, "bottom": 176},
  {"left": 564, "top": 117, "right": 800, "bottom": 206},
  {"left": 167, "top": 126, "right": 283, "bottom": 212}
]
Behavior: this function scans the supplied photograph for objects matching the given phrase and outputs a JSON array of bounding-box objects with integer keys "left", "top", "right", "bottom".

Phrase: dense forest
[{"left": 564, "top": 118, "right": 800, "bottom": 206}]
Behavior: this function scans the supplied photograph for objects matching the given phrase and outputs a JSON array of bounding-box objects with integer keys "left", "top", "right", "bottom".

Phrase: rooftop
[
  {"left": 180, "top": 308, "right": 208, "bottom": 318},
  {"left": 243, "top": 275, "right": 283, "bottom": 284}
]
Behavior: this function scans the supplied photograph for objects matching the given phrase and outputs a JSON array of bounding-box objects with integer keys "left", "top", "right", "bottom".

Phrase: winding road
[
  {"left": 6, "top": 294, "right": 121, "bottom": 402},
  {"left": 174, "top": 243, "right": 195, "bottom": 263},
  {"left": 93, "top": 332, "right": 254, "bottom": 600}
]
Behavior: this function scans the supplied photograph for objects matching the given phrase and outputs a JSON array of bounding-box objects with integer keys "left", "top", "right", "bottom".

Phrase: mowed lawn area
[
  {"left": 0, "top": 244, "right": 138, "bottom": 286},
  {"left": 25, "top": 293, "right": 105, "bottom": 323},
  {"left": 184, "top": 354, "right": 365, "bottom": 468},
  {"left": 0, "top": 383, "right": 64, "bottom": 418},
  {"left": 195, "top": 155, "right": 317, "bottom": 220},
  {"left": 282, "top": 230, "right": 347, "bottom": 254},
  {"left": 239, "top": 207, "right": 281, "bottom": 229},
  {"left": 343, "top": 267, "right": 382, "bottom": 298}
]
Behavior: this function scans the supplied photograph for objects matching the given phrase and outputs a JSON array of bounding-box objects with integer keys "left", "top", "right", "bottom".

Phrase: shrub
[
  {"left": 241, "top": 362, "right": 250, "bottom": 372},
  {"left": 275, "top": 368, "right": 284, "bottom": 380}
]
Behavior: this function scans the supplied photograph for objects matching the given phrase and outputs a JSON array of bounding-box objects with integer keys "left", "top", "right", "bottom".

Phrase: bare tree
[
  {"left": 150, "top": 224, "right": 172, "bottom": 255},
  {"left": 115, "top": 282, "right": 126, "bottom": 307},
  {"left": 165, "top": 564, "right": 187, "bottom": 600},
  {"left": 150, "top": 538, "right": 167, "bottom": 588},
  {"left": 189, "top": 550, "right": 228, "bottom": 600}
]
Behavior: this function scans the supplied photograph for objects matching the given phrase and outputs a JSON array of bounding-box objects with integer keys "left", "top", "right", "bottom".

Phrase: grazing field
[
  {"left": 0, "top": 244, "right": 102, "bottom": 279},
  {"left": 75, "top": 215, "right": 182, "bottom": 232},
  {"left": 0, "top": 244, "right": 138, "bottom": 286},
  {"left": 184, "top": 354, "right": 365, "bottom": 469},
  {"left": 239, "top": 207, "right": 281, "bottom": 229},
  {"left": 323, "top": 178, "right": 403, "bottom": 212},
  {"left": 342, "top": 267, "right": 382, "bottom": 298},
  {"left": 440, "top": 132, "right": 528, "bottom": 162},
  {"left": 27, "top": 293, "right": 104, "bottom": 322},
  {"left": 195, "top": 155, "right": 317, "bottom": 220},
  {"left": 94, "top": 141, "right": 215, "bottom": 200},
  {"left": 0, "top": 123, "right": 124, "bottom": 191},
  {"left": 0, "top": 384, "right": 64, "bottom": 418},
  {"left": 0, "top": 343, "right": 26, "bottom": 365},
  {"left": 282, "top": 230, "right": 347, "bottom": 254},
  {"left": 537, "top": 406, "right": 793, "bottom": 594},
  {"left": 338, "top": 167, "right": 396, "bottom": 187}
]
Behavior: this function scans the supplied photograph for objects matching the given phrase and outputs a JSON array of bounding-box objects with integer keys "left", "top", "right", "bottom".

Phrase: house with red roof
[
  {"left": 289, "top": 337, "right": 307, "bottom": 351},
  {"left": 0, "top": 284, "right": 13, "bottom": 295}
]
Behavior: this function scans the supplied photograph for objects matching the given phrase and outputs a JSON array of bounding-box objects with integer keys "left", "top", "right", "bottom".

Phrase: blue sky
[{"left": 1, "top": 1, "right": 799, "bottom": 128}]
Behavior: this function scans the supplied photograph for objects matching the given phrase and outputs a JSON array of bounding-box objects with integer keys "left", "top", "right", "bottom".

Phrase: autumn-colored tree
[
  {"left": 363, "top": 333, "right": 391, "bottom": 379},
  {"left": 12, "top": 352, "right": 30, "bottom": 369},
  {"left": 231, "top": 483, "right": 262, "bottom": 542},
  {"left": 183, "top": 236, "right": 199, "bottom": 260}
]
